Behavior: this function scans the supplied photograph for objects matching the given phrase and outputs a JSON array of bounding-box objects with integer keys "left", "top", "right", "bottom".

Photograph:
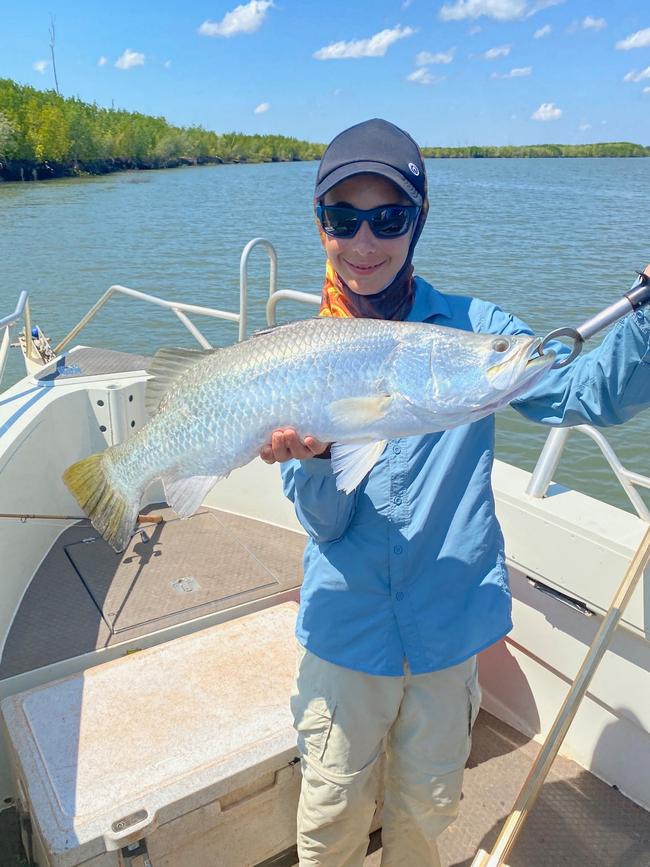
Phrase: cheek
[{"left": 323, "top": 235, "right": 344, "bottom": 262}]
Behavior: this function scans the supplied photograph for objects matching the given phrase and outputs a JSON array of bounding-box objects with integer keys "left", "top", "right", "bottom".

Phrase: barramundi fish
[{"left": 63, "top": 317, "right": 555, "bottom": 551}]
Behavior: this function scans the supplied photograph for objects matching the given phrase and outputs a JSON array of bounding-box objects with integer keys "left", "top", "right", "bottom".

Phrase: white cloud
[
  {"left": 616, "top": 28, "right": 650, "bottom": 51},
  {"left": 582, "top": 16, "right": 606, "bottom": 30},
  {"left": 97, "top": 56, "right": 108, "bottom": 67},
  {"left": 407, "top": 68, "right": 446, "bottom": 85},
  {"left": 624, "top": 66, "right": 650, "bottom": 83},
  {"left": 415, "top": 48, "right": 455, "bottom": 65},
  {"left": 33, "top": 60, "right": 48, "bottom": 73},
  {"left": 531, "top": 102, "right": 562, "bottom": 120},
  {"left": 164, "top": 60, "right": 172, "bottom": 69},
  {"left": 439, "top": 0, "right": 563, "bottom": 22},
  {"left": 579, "top": 123, "right": 592, "bottom": 130},
  {"left": 115, "top": 49, "right": 145, "bottom": 70},
  {"left": 199, "top": 0, "right": 273, "bottom": 38},
  {"left": 254, "top": 102, "right": 270, "bottom": 113},
  {"left": 483, "top": 44, "right": 511, "bottom": 59},
  {"left": 534, "top": 24, "right": 551, "bottom": 38},
  {"left": 314, "top": 26, "right": 415, "bottom": 60},
  {"left": 644, "top": 86, "right": 650, "bottom": 93},
  {"left": 491, "top": 66, "right": 532, "bottom": 78}
]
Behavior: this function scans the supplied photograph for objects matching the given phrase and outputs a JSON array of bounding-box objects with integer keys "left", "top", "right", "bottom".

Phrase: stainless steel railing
[
  {"left": 52, "top": 238, "right": 281, "bottom": 357},
  {"left": 527, "top": 426, "right": 650, "bottom": 521},
  {"left": 0, "top": 291, "right": 33, "bottom": 387}
]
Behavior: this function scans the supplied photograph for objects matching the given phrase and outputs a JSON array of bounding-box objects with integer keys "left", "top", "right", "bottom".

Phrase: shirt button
[
  {"left": 393, "top": 446, "right": 401, "bottom": 455},
  {"left": 393, "top": 545, "right": 403, "bottom": 555},
  {"left": 395, "top": 592, "right": 404, "bottom": 601},
  {"left": 394, "top": 496, "right": 402, "bottom": 506}
]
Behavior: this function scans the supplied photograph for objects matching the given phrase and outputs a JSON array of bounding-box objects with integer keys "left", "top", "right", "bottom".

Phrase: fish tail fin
[{"left": 62, "top": 452, "right": 140, "bottom": 553}]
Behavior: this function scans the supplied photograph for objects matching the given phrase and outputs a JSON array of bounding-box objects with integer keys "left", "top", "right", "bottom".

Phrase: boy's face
[{"left": 322, "top": 175, "right": 415, "bottom": 296}]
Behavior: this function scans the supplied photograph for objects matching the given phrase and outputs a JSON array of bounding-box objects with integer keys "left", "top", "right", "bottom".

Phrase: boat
[{"left": 0, "top": 239, "right": 648, "bottom": 866}]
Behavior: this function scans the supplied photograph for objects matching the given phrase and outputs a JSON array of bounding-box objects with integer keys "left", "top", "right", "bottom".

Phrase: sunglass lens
[
  {"left": 371, "top": 207, "right": 410, "bottom": 237},
  {"left": 320, "top": 207, "right": 358, "bottom": 237}
]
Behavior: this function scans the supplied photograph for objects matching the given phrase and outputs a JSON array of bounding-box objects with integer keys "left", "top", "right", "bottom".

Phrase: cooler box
[{"left": 1, "top": 603, "right": 304, "bottom": 867}]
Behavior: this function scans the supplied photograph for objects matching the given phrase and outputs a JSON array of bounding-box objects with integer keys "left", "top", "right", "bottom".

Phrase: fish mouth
[{"left": 487, "top": 337, "right": 555, "bottom": 389}]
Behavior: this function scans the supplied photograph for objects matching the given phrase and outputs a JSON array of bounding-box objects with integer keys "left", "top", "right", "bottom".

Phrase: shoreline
[
  {"left": 0, "top": 154, "right": 312, "bottom": 183},
  {"left": 2, "top": 151, "right": 649, "bottom": 184}
]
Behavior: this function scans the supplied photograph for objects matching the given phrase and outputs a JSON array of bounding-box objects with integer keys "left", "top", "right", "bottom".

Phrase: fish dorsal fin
[
  {"left": 331, "top": 440, "right": 387, "bottom": 493},
  {"left": 145, "top": 347, "right": 218, "bottom": 416}
]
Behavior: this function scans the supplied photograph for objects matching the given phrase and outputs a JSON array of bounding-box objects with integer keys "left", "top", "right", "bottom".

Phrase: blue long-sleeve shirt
[{"left": 281, "top": 277, "right": 650, "bottom": 675}]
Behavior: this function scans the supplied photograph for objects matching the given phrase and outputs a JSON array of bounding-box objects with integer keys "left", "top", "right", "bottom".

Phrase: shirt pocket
[{"left": 291, "top": 694, "right": 336, "bottom": 763}]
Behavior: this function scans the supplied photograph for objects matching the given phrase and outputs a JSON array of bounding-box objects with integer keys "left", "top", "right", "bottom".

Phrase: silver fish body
[{"left": 63, "top": 316, "right": 554, "bottom": 551}]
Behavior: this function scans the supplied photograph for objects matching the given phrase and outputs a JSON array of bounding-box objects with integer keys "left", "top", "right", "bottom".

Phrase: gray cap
[{"left": 315, "top": 118, "right": 426, "bottom": 206}]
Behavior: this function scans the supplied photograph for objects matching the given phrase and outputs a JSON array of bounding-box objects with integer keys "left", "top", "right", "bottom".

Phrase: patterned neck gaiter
[{"left": 319, "top": 259, "right": 415, "bottom": 321}]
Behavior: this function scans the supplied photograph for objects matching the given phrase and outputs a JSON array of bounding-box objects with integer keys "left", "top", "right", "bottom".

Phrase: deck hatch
[{"left": 64, "top": 509, "right": 280, "bottom": 635}]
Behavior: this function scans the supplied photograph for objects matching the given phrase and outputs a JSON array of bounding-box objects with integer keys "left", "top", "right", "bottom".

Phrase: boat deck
[{"left": 0, "top": 505, "right": 305, "bottom": 678}]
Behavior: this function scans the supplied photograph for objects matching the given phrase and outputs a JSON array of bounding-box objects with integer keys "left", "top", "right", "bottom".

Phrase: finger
[
  {"left": 304, "top": 436, "right": 329, "bottom": 456},
  {"left": 283, "top": 429, "right": 313, "bottom": 459},
  {"left": 260, "top": 443, "right": 275, "bottom": 464},
  {"left": 271, "top": 429, "right": 292, "bottom": 462}
]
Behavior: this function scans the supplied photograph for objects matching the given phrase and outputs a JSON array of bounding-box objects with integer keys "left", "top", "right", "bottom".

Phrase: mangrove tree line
[{"left": 1, "top": 78, "right": 648, "bottom": 181}]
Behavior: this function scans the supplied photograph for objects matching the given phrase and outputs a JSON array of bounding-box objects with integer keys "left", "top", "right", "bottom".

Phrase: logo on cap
[{"left": 408, "top": 162, "right": 420, "bottom": 176}]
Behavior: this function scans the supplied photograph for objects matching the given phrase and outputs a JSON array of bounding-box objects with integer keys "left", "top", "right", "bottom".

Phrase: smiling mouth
[{"left": 343, "top": 259, "right": 387, "bottom": 274}]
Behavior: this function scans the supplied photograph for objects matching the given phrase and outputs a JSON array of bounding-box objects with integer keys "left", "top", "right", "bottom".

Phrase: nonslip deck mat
[
  {"left": 36, "top": 347, "right": 151, "bottom": 382},
  {"left": 0, "top": 507, "right": 305, "bottom": 678}
]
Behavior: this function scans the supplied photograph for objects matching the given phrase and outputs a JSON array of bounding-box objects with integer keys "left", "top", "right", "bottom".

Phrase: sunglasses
[{"left": 316, "top": 203, "right": 420, "bottom": 239}]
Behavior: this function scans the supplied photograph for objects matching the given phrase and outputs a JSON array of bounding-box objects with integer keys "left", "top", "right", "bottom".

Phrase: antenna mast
[{"left": 49, "top": 14, "right": 60, "bottom": 94}]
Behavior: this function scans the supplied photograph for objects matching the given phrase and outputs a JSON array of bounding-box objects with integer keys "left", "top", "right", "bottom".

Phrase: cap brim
[{"left": 315, "top": 160, "right": 423, "bottom": 207}]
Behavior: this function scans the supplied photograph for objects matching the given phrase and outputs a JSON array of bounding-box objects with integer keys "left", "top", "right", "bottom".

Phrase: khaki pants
[{"left": 291, "top": 646, "right": 481, "bottom": 867}]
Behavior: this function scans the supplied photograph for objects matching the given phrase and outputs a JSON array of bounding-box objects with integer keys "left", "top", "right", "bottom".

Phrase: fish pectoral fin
[
  {"left": 331, "top": 440, "right": 388, "bottom": 494},
  {"left": 145, "top": 347, "right": 219, "bottom": 416},
  {"left": 161, "top": 472, "right": 225, "bottom": 518},
  {"left": 328, "top": 394, "right": 394, "bottom": 428}
]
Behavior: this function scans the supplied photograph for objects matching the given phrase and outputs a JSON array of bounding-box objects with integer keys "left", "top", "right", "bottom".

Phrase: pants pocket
[
  {"left": 465, "top": 664, "right": 482, "bottom": 736},
  {"left": 292, "top": 694, "right": 336, "bottom": 763}
]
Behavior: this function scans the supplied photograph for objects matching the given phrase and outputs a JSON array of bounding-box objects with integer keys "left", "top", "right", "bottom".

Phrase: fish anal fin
[
  {"left": 161, "top": 472, "right": 225, "bottom": 518},
  {"left": 331, "top": 440, "right": 387, "bottom": 493},
  {"left": 145, "top": 347, "right": 219, "bottom": 416}
]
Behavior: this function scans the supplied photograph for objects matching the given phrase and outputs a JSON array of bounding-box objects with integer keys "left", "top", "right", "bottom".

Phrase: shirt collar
[{"left": 407, "top": 277, "right": 453, "bottom": 323}]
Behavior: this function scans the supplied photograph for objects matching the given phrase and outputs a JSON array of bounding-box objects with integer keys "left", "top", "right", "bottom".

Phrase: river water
[{"left": 1, "top": 158, "right": 649, "bottom": 513}]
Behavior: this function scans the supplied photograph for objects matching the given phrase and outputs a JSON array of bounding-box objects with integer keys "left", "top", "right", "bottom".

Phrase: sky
[{"left": 3, "top": 0, "right": 650, "bottom": 147}]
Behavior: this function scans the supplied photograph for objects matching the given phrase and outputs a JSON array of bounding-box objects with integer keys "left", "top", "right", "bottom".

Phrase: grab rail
[
  {"left": 0, "top": 291, "right": 33, "bottom": 387},
  {"left": 53, "top": 238, "right": 281, "bottom": 357},
  {"left": 527, "top": 426, "right": 650, "bottom": 521},
  {"left": 52, "top": 285, "right": 243, "bottom": 356}
]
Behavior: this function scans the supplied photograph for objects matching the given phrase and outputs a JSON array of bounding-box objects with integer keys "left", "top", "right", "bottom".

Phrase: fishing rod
[{"left": 540, "top": 268, "right": 650, "bottom": 367}]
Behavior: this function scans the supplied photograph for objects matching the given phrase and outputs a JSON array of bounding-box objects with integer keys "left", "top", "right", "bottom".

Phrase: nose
[{"left": 351, "top": 219, "right": 377, "bottom": 255}]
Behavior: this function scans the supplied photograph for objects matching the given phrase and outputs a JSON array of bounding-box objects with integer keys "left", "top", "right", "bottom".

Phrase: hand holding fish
[{"left": 260, "top": 429, "right": 330, "bottom": 464}]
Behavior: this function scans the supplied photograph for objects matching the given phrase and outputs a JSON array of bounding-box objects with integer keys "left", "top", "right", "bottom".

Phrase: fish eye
[{"left": 491, "top": 338, "right": 510, "bottom": 353}]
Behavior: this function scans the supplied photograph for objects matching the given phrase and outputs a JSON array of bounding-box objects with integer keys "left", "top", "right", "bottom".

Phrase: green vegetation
[
  {"left": 0, "top": 78, "right": 323, "bottom": 180},
  {"left": 421, "top": 142, "right": 650, "bottom": 158},
  {"left": 1, "top": 78, "right": 648, "bottom": 182}
]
